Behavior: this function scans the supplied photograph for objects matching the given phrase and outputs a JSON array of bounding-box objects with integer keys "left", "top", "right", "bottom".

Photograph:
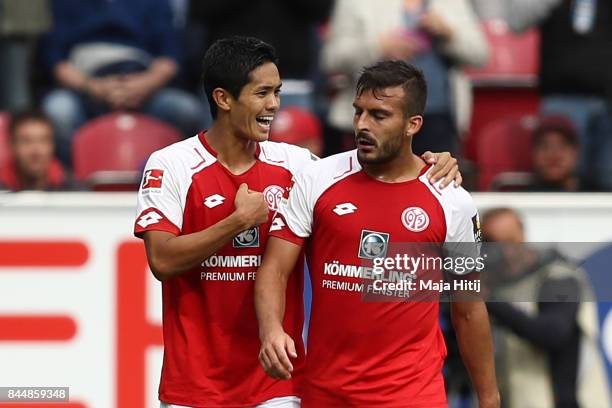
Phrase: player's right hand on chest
[{"left": 234, "top": 183, "right": 269, "bottom": 227}]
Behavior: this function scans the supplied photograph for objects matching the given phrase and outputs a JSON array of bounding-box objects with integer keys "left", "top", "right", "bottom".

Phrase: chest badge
[
  {"left": 233, "top": 227, "right": 260, "bottom": 248},
  {"left": 263, "top": 185, "right": 284, "bottom": 211},
  {"left": 401, "top": 207, "right": 429, "bottom": 232},
  {"left": 358, "top": 230, "right": 390, "bottom": 259}
]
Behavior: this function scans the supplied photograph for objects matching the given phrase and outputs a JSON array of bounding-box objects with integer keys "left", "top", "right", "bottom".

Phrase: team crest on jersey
[
  {"left": 401, "top": 207, "right": 429, "bottom": 232},
  {"left": 358, "top": 230, "right": 390, "bottom": 259},
  {"left": 141, "top": 169, "right": 164, "bottom": 193},
  {"left": 233, "top": 227, "right": 260, "bottom": 248},
  {"left": 263, "top": 185, "right": 284, "bottom": 211}
]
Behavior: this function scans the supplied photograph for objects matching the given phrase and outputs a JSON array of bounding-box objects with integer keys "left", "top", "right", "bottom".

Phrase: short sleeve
[
  {"left": 443, "top": 188, "right": 482, "bottom": 275},
  {"left": 134, "top": 152, "right": 183, "bottom": 238},
  {"left": 269, "top": 170, "right": 314, "bottom": 245}
]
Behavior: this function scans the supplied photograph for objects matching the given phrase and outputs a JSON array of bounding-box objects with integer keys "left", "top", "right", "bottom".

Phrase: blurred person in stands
[
  {"left": 322, "top": 0, "right": 488, "bottom": 156},
  {"left": 0, "top": 0, "right": 51, "bottom": 111},
  {"left": 0, "top": 110, "right": 71, "bottom": 191},
  {"left": 190, "top": 0, "right": 333, "bottom": 113},
  {"left": 39, "top": 0, "right": 207, "bottom": 167},
  {"left": 270, "top": 107, "right": 323, "bottom": 157},
  {"left": 529, "top": 116, "right": 582, "bottom": 192},
  {"left": 502, "top": 0, "right": 612, "bottom": 190},
  {"left": 481, "top": 208, "right": 611, "bottom": 408}
]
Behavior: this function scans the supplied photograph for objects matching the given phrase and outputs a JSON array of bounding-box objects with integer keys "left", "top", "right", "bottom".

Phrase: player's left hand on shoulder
[{"left": 422, "top": 151, "right": 462, "bottom": 189}]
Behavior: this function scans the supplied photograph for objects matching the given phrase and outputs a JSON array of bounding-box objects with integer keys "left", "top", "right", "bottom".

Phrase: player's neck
[
  {"left": 361, "top": 150, "right": 425, "bottom": 183},
  {"left": 205, "top": 123, "right": 258, "bottom": 173}
]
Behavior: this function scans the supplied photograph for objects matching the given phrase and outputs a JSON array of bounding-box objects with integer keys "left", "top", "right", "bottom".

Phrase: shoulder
[
  {"left": 291, "top": 150, "right": 360, "bottom": 204},
  {"left": 147, "top": 136, "right": 214, "bottom": 172},
  {"left": 418, "top": 168, "right": 476, "bottom": 217},
  {"left": 258, "top": 141, "right": 317, "bottom": 174},
  {"left": 298, "top": 149, "right": 358, "bottom": 180}
]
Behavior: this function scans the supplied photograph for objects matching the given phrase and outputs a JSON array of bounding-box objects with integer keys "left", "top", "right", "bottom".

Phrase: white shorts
[{"left": 161, "top": 396, "right": 300, "bottom": 408}]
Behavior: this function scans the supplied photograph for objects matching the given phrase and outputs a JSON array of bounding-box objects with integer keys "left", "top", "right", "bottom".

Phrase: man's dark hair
[
  {"left": 533, "top": 115, "right": 578, "bottom": 148},
  {"left": 8, "top": 109, "right": 53, "bottom": 143},
  {"left": 356, "top": 60, "right": 427, "bottom": 117},
  {"left": 201, "top": 36, "right": 278, "bottom": 119}
]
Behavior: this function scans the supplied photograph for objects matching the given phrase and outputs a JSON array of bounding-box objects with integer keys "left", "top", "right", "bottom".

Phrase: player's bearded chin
[{"left": 356, "top": 131, "right": 401, "bottom": 164}]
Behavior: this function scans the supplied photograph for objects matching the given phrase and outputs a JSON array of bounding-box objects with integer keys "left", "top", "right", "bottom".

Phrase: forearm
[
  {"left": 452, "top": 301, "right": 500, "bottom": 406},
  {"left": 146, "top": 212, "right": 249, "bottom": 280},
  {"left": 255, "top": 238, "right": 302, "bottom": 339},
  {"left": 486, "top": 301, "right": 578, "bottom": 350},
  {"left": 54, "top": 61, "right": 89, "bottom": 91},
  {"left": 436, "top": 2, "right": 488, "bottom": 67},
  {"left": 142, "top": 57, "right": 178, "bottom": 90},
  {"left": 255, "top": 262, "right": 289, "bottom": 338}
]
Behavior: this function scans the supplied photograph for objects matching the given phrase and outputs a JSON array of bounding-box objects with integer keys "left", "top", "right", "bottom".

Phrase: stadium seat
[
  {"left": 464, "top": 19, "right": 541, "bottom": 164},
  {"left": 72, "top": 113, "right": 182, "bottom": 190},
  {"left": 466, "top": 19, "right": 540, "bottom": 85},
  {"left": 270, "top": 107, "right": 323, "bottom": 156},
  {"left": 477, "top": 115, "right": 537, "bottom": 190},
  {"left": 0, "top": 112, "right": 10, "bottom": 167}
]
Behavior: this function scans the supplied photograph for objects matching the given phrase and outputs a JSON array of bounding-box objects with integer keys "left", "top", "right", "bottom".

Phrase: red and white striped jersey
[
  {"left": 271, "top": 149, "right": 480, "bottom": 408},
  {"left": 134, "top": 132, "right": 315, "bottom": 407}
]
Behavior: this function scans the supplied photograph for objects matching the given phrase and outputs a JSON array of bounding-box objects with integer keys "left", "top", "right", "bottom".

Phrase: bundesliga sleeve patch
[
  {"left": 142, "top": 169, "right": 165, "bottom": 190},
  {"left": 472, "top": 214, "right": 482, "bottom": 243}
]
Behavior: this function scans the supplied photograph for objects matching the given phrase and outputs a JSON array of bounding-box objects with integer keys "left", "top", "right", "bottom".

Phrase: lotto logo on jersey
[
  {"left": 141, "top": 169, "right": 164, "bottom": 190},
  {"left": 233, "top": 227, "right": 260, "bottom": 248},
  {"left": 270, "top": 217, "right": 286, "bottom": 232},
  {"left": 358, "top": 230, "right": 390, "bottom": 260},
  {"left": 136, "top": 211, "right": 163, "bottom": 228}
]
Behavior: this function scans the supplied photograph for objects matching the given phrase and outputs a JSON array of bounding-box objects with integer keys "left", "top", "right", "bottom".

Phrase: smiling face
[
  {"left": 353, "top": 86, "right": 421, "bottom": 164},
  {"left": 228, "top": 62, "right": 281, "bottom": 142}
]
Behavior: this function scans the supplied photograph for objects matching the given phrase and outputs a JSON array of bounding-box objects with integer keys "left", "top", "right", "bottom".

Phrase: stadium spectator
[
  {"left": 190, "top": 0, "right": 333, "bottom": 112},
  {"left": 482, "top": 208, "right": 611, "bottom": 408},
  {"left": 39, "top": 0, "right": 207, "bottom": 167},
  {"left": 0, "top": 110, "right": 72, "bottom": 191},
  {"left": 0, "top": 0, "right": 51, "bottom": 111},
  {"left": 529, "top": 116, "right": 582, "bottom": 191},
  {"left": 502, "top": 0, "right": 612, "bottom": 190},
  {"left": 270, "top": 107, "right": 323, "bottom": 157},
  {"left": 321, "top": 0, "right": 488, "bottom": 156}
]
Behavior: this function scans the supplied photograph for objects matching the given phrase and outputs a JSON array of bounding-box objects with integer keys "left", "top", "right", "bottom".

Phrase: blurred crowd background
[
  {"left": 1, "top": 1, "right": 612, "bottom": 407},
  {"left": 1, "top": 0, "right": 610, "bottom": 193}
]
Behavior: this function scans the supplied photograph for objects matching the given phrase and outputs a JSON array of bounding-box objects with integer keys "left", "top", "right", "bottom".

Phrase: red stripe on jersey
[
  {"left": 134, "top": 208, "right": 180, "bottom": 237},
  {"left": 269, "top": 213, "right": 306, "bottom": 246},
  {"left": 333, "top": 156, "right": 353, "bottom": 179},
  {"left": 190, "top": 147, "right": 208, "bottom": 170}
]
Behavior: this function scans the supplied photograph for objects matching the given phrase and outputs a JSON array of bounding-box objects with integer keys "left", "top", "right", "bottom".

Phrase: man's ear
[
  {"left": 405, "top": 115, "right": 424, "bottom": 137},
  {"left": 212, "top": 88, "right": 233, "bottom": 114}
]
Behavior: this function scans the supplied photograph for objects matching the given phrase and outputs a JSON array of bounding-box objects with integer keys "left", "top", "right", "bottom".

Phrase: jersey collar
[{"left": 198, "top": 131, "right": 262, "bottom": 159}]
